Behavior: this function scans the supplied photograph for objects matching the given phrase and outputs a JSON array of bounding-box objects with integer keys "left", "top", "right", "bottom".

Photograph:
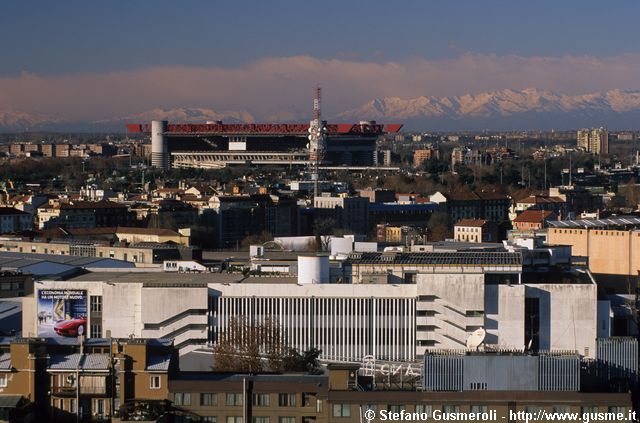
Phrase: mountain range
[
  {"left": 337, "top": 88, "right": 640, "bottom": 130},
  {"left": 2, "top": 88, "right": 640, "bottom": 132}
]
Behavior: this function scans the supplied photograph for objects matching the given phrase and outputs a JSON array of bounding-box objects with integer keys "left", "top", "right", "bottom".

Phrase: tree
[
  {"left": 454, "top": 163, "right": 474, "bottom": 186},
  {"left": 213, "top": 316, "right": 282, "bottom": 373},
  {"left": 427, "top": 211, "right": 451, "bottom": 241},
  {"left": 313, "top": 218, "right": 337, "bottom": 251},
  {"left": 619, "top": 179, "right": 640, "bottom": 209},
  {"left": 240, "top": 231, "right": 273, "bottom": 248},
  {"left": 212, "top": 316, "right": 320, "bottom": 374}
]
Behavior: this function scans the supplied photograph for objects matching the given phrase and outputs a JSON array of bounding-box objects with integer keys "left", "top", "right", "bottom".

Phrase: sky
[{"left": 1, "top": 0, "right": 640, "bottom": 122}]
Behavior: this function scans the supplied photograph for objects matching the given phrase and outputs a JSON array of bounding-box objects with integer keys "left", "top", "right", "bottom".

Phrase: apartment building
[{"left": 0, "top": 337, "right": 175, "bottom": 422}]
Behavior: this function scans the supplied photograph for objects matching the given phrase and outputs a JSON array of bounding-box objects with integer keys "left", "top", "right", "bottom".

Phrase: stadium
[{"left": 126, "top": 120, "right": 402, "bottom": 170}]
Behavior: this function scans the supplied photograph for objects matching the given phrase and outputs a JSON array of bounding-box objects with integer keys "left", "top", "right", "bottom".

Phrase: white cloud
[{"left": 1, "top": 53, "right": 639, "bottom": 121}]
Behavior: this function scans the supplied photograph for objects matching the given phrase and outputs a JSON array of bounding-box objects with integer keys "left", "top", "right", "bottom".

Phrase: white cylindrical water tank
[
  {"left": 151, "top": 120, "right": 169, "bottom": 170},
  {"left": 297, "top": 254, "right": 329, "bottom": 284}
]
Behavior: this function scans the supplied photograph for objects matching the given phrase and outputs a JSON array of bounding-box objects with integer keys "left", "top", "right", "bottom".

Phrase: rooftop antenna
[{"left": 308, "top": 85, "right": 327, "bottom": 199}]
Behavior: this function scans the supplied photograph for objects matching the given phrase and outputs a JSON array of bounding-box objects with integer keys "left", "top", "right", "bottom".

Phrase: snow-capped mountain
[
  {"left": 97, "top": 107, "right": 256, "bottom": 125},
  {"left": 0, "top": 110, "right": 61, "bottom": 131},
  {"left": 338, "top": 88, "right": 640, "bottom": 130}
]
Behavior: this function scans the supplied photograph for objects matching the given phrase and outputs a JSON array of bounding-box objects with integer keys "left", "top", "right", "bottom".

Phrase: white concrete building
[{"left": 22, "top": 251, "right": 602, "bottom": 361}]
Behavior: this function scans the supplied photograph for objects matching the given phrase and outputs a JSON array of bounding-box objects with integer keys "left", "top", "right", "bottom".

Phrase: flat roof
[
  {"left": 548, "top": 216, "right": 640, "bottom": 229},
  {"left": 64, "top": 272, "right": 298, "bottom": 285},
  {"left": 348, "top": 251, "right": 522, "bottom": 266}
]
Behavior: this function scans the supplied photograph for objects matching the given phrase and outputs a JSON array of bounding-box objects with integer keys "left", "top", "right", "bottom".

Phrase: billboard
[{"left": 37, "top": 289, "right": 87, "bottom": 338}]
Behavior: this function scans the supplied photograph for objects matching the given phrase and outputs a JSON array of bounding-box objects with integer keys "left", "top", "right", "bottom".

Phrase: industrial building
[
  {"left": 21, "top": 249, "right": 608, "bottom": 363},
  {"left": 547, "top": 216, "right": 640, "bottom": 290},
  {"left": 126, "top": 120, "right": 402, "bottom": 170}
]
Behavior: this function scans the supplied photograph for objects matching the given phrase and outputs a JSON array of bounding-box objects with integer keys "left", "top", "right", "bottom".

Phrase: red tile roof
[
  {"left": 455, "top": 218, "right": 489, "bottom": 227},
  {"left": 513, "top": 209, "right": 554, "bottom": 223}
]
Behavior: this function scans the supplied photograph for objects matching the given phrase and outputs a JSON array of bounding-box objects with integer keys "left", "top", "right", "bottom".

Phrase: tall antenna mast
[
  {"left": 309, "top": 85, "right": 326, "bottom": 199},
  {"left": 313, "top": 85, "right": 321, "bottom": 121}
]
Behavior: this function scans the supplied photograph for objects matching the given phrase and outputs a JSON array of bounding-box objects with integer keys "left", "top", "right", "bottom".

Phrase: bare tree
[
  {"left": 212, "top": 316, "right": 286, "bottom": 373},
  {"left": 212, "top": 316, "right": 322, "bottom": 374}
]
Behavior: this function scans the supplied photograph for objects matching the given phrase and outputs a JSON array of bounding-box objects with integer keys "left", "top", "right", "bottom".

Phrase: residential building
[
  {"left": 37, "top": 200, "right": 135, "bottom": 230},
  {"left": 0, "top": 271, "right": 33, "bottom": 298},
  {"left": 358, "top": 188, "right": 396, "bottom": 204},
  {"left": 430, "top": 190, "right": 511, "bottom": 228},
  {"left": 514, "top": 195, "right": 567, "bottom": 216},
  {"left": 0, "top": 208, "right": 32, "bottom": 233},
  {"left": 577, "top": 127, "right": 609, "bottom": 155},
  {"left": 413, "top": 148, "right": 438, "bottom": 167},
  {"left": 313, "top": 195, "right": 369, "bottom": 235},
  {"left": 0, "top": 337, "right": 175, "bottom": 421},
  {"left": 454, "top": 219, "right": 496, "bottom": 243},
  {"left": 512, "top": 210, "right": 555, "bottom": 231}
]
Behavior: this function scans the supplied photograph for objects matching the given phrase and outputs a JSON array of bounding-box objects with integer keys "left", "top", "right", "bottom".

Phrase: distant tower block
[{"left": 151, "top": 120, "right": 169, "bottom": 170}]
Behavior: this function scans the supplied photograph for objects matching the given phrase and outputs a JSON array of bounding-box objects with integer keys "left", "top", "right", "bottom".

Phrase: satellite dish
[{"left": 466, "top": 328, "right": 486, "bottom": 350}]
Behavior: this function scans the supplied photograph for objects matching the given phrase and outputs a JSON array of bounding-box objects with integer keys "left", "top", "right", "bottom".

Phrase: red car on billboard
[{"left": 53, "top": 317, "right": 87, "bottom": 337}]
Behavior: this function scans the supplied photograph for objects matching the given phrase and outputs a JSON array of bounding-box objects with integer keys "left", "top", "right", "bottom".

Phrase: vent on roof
[
  {"left": 381, "top": 252, "right": 397, "bottom": 262},
  {"left": 348, "top": 252, "right": 362, "bottom": 260}
]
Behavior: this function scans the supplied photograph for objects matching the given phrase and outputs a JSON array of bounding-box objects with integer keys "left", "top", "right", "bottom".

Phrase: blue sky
[
  {"left": 1, "top": 1, "right": 640, "bottom": 121},
  {"left": 3, "top": 0, "right": 639, "bottom": 75}
]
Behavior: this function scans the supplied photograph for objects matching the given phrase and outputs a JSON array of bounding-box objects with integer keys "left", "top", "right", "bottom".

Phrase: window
[
  {"left": 470, "top": 405, "right": 487, "bottom": 414},
  {"left": 279, "top": 418, "right": 295, "bottom": 423},
  {"left": 525, "top": 406, "right": 543, "bottom": 413},
  {"left": 150, "top": 375, "right": 161, "bottom": 389},
  {"left": 253, "top": 393, "right": 270, "bottom": 406},
  {"left": 581, "top": 407, "right": 599, "bottom": 414},
  {"left": 90, "top": 296, "right": 102, "bottom": 313},
  {"left": 469, "top": 382, "right": 487, "bottom": 390},
  {"left": 90, "top": 324, "right": 102, "bottom": 338},
  {"left": 174, "top": 392, "right": 191, "bottom": 406},
  {"left": 253, "top": 418, "right": 270, "bottom": 423},
  {"left": 226, "top": 393, "right": 243, "bottom": 406},
  {"left": 302, "top": 393, "right": 315, "bottom": 407},
  {"left": 278, "top": 393, "right": 296, "bottom": 407},
  {"left": 96, "top": 399, "right": 105, "bottom": 416},
  {"left": 201, "top": 393, "right": 217, "bottom": 406},
  {"left": 69, "top": 399, "right": 76, "bottom": 413},
  {"left": 443, "top": 405, "right": 460, "bottom": 413},
  {"left": 333, "top": 404, "right": 351, "bottom": 417},
  {"left": 227, "top": 418, "right": 243, "bottom": 423},
  {"left": 388, "top": 405, "right": 404, "bottom": 413},
  {"left": 203, "top": 418, "right": 217, "bottom": 423},
  {"left": 608, "top": 407, "right": 625, "bottom": 414},
  {"left": 553, "top": 406, "right": 570, "bottom": 413},
  {"left": 363, "top": 404, "right": 377, "bottom": 413},
  {"left": 0, "top": 375, "right": 7, "bottom": 388},
  {"left": 415, "top": 405, "right": 432, "bottom": 416}
]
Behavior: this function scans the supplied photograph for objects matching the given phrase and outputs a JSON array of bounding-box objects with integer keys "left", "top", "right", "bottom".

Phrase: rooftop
[
  {"left": 347, "top": 251, "right": 522, "bottom": 266},
  {"left": 48, "top": 353, "right": 111, "bottom": 371},
  {"left": 513, "top": 210, "right": 555, "bottom": 223},
  {"left": 455, "top": 218, "right": 489, "bottom": 227},
  {"left": 0, "top": 207, "right": 28, "bottom": 216},
  {"left": 547, "top": 216, "right": 640, "bottom": 229},
  {"left": 65, "top": 272, "right": 297, "bottom": 285}
]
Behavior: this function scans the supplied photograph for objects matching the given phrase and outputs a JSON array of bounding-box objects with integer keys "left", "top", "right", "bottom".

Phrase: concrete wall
[
  {"left": 548, "top": 228, "right": 640, "bottom": 278},
  {"left": 525, "top": 284, "right": 597, "bottom": 358},
  {"left": 485, "top": 284, "right": 525, "bottom": 348},
  {"left": 416, "top": 273, "right": 485, "bottom": 350}
]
